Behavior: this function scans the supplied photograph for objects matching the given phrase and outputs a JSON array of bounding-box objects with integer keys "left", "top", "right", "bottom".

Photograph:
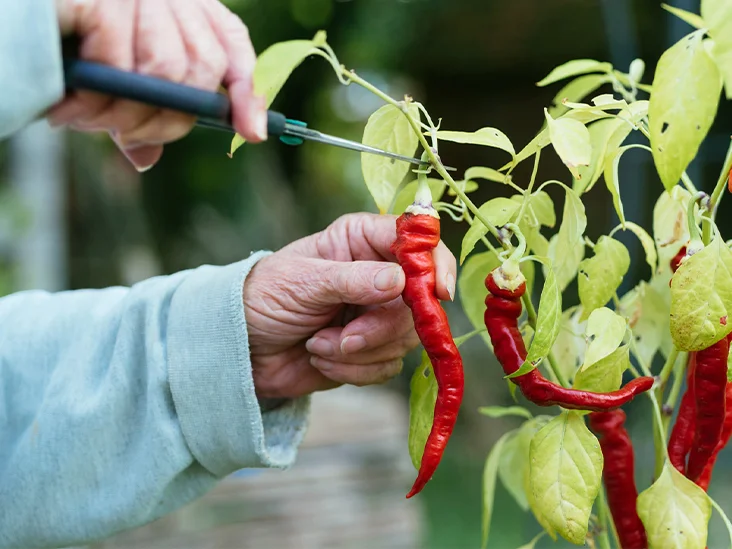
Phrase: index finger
[{"left": 203, "top": 0, "right": 266, "bottom": 142}]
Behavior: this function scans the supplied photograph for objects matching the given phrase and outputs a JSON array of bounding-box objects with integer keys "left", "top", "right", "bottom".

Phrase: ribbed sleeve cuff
[{"left": 167, "top": 253, "right": 310, "bottom": 477}]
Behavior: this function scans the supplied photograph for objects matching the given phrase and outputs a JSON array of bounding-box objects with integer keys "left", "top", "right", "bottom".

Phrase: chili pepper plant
[{"left": 230, "top": 3, "right": 732, "bottom": 548}]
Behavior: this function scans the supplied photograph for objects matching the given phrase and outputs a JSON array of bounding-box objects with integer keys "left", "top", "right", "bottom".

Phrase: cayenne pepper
[
  {"left": 484, "top": 267, "right": 654, "bottom": 411},
  {"left": 667, "top": 353, "right": 697, "bottom": 475},
  {"left": 698, "top": 378, "right": 732, "bottom": 491},
  {"left": 391, "top": 176, "right": 464, "bottom": 499},
  {"left": 589, "top": 410, "right": 648, "bottom": 549}
]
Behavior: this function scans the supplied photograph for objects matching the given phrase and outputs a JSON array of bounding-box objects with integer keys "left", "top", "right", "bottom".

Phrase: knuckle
[{"left": 137, "top": 52, "right": 188, "bottom": 82}]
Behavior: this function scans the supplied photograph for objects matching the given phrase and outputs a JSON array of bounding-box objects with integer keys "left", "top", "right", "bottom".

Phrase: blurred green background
[{"left": 2, "top": 0, "right": 732, "bottom": 547}]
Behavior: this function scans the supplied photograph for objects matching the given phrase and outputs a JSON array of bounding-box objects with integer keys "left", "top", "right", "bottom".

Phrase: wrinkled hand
[
  {"left": 51, "top": 0, "right": 265, "bottom": 171},
  {"left": 244, "top": 213, "right": 457, "bottom": 399}
]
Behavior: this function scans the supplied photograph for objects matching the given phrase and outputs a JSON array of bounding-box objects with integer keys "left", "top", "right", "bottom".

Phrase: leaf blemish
[
  {"left": 661, "top": 122, "right": 669, "bottom": 134},
  {"left": 423, "top": 367, "right": 431, "bottom": 377},
  {"left": 721, "top": 316, "right": 728, "bottom": 326}
]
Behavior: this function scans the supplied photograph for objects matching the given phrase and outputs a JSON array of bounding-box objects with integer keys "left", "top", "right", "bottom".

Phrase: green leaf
[
  {"left": 361, "top": 104, "right": 420, "bottom": 213},
  {"left": 230, "top": 38, "right": 320, "bottom": 156},
  {"left": 544, "top": 109, "right": 592, "bottom": 180},
  {"left": 551, "top": 306, "right": 587, "bottom": 383},
  {"left": 701, "top": 0, "right": 732, "bottom": 99},
  {"left": 637, "top": 463, "right": 711, "bottom": 549},
  {"left": 548, "top": 74, "right": 613, "bottom": 119},
  {"left": 581, "top": 307, "right": 627, "bottom": 371},
  {"left": 459, "top": 251, "right": 501, "bottom": 349},
  {"left": 573, "top": 118, "right": 633, "bottom": 194},
  {"left": 515, "top": 190, "right": 556, "bottom": 229},
  {"left": 618, "top": 281, "right": 667, "bottom": 368},
  {"left": 537, "top": 59, "right": 612, "bottom": 87},
  {"left": 615, "top": 221, "right": 658, "bottom": 274},
  {"left": 460, "top": 198, "right": 521, "bottom": 263},
  {"left": 603, "top": 144, "right": 653, "bottom": 225},
  {"left": 392, "top": 178, "right": 446, "bottom": 215},
  {"left": 446, "top": 179, "right": 480, "bottom": 196},
  {"left": 578, "top": 236, "right": 631, "bottom": 320},
  {"left": 464, "top": 166, "right": 511, "bottom": 185},
  {"left": 662, "top": 3, "right": 704, "bottom": 29},
  {"left": 547, "top": 185, "right": 588, "bottom": 293},
  {"left": 482, "top": 432, "right": 513, "bottom": 548},
  {"left": 478, "top": 406, "right": 533, "bottom": 420},
  {"left": 573, "top": 344, "right": 630, "bottom": 394},
  {"left": 528, "top": 412, "right": 604, "bottom": 545},
  {"left": 509, "top": 259, "right": 562, "bottom": 378},
  {"left": 435, "top": 129, "right": 515, "bottom": 159},
  {"left": 503, "top": 416, "right": 553, "bottom": 515},
  {"left": 653, "top": 186, "right": 693, "bottom": 273},
  {"left": 648, "top": 29, "right": 722, "bottom": 190},
  {"left": 670, "top": 234, "right": 732, "bottom": 351},
  {"left": 408, "top": 351, "right": 437, "bottom": 470}
]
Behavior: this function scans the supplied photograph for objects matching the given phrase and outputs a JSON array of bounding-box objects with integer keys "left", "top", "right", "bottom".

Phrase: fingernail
[
  {"left": 306, "top": 337, "right": 335, "bottom": 357},
  {"left": 341, "top": 335, "right": 367, "bottom": 355},
  {"left": 135, "top": 164, "right": 154, "bottom": 173},
  {"left": 445, "top": 272, "right": 456, "bottom": 301},
  {"left": 253, "top": 104, "right": 268, "bottom": 141},
  {"left": 310, "top": 355, "right": 331, "bottom": 370},
  {"left": 374, "top": 266, "right": 399, "bottom": 291}
]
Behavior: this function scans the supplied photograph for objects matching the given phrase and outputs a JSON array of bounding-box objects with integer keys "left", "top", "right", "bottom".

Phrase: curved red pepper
[
  {"left": 484, "top": 269, "right": 654, "bottom": 411},
  {"left": 589, "top": 410, "right": 648, "bottom": 549},
  {"left": 698, "top": 380, "right": 732, "bottom": 491},
  {"left": 686, "top": 335, "right": 730, "bottom": 482},
  {"left": 667, "top": 353, "right": 697, "bottom": 475},
  {"left": 391, "top": 212, "right": 464, "bottom": 498}
]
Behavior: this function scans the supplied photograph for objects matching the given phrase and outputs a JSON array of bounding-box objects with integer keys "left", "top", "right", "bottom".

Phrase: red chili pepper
[
  {"left": 670, "top": 245, "right": 687, "bottom": 275},
  {"left": 589, "top": 410, "right": 648, "bottom": 549},
  {"left": 391, "top": 207, "right": 464, "bottom": 499},
  {"left": 484, "top": 269, "right": 654, "bottom": 411},
  {"left": 698, "top": 380, "right": 732, "bottom": 491},
  {"left": 727, "top": 166, "right": 732, "bottom": 194},
  {"left": 667, "top": 353, "right": 696, "bottom": 475},
  {"left": 685, "top": 334, "right": 730, "bottom": 482}
]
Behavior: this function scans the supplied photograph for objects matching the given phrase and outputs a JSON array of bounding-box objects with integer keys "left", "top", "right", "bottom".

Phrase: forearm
[
  {"left": 0, "top": 254, "right": 309, "bottom": 549},
  {"left": 0, "top": 0, "right": 64, "bottom": 139}
]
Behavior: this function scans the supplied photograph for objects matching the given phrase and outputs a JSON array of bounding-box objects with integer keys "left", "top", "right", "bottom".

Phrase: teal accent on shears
[{"left": 279, "top": 119, "right": 307, "bottom": 146}]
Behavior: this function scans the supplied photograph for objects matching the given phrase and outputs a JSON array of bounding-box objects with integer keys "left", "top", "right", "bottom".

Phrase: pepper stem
[
  {"left": 492, "top": 223, "right": 527, "bottom": 291},
  {"left": 406, "top": 151, "right": 439, "bottom": 218}
]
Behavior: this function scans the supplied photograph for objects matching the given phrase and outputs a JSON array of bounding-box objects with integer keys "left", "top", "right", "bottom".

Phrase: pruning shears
[{"left": 61, "top": 55, "right": 446, "bottom": 169}]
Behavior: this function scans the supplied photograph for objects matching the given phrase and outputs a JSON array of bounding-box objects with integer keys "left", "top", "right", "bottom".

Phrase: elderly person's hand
[
  {"left": 245, "top": 213, "right": 457, "bottom": 399},
  {"left": 50, "top": 0, "right": 264, "bottom": 171}
]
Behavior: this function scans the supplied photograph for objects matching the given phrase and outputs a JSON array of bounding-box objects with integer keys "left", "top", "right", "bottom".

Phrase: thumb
[{"left": 309, "top": 259, "right": 405, "bottom": 307}]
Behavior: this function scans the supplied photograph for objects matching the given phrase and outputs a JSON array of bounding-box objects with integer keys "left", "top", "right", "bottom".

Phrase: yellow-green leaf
[
  {"left": 229, "top": 38, "right": 319, "bottom": 156},
  {"left": 604, "top": 144, "right": 653, "bottom": 226},
  {"left": 670, "top": 234, "right": 732, "bottom": 351},
  {"left": 653, "top": 186, "right": 693, "bottom": 273},
  {"left": 537, "top": 59, "right": 612, "bottom": 87},
  {"left": 515, "top": 533, "right": 546, "bottom": 549},
  {"left": 460, "top": 198, "right": 521, "bottom": 263},
  {"left": 547, "top": 185, "right": 587, "bottom": 293},
  {"left": 573, "top": 118, "right": 632, "bottom": 194},
  {"left": 361, "top": 103, "right": 420, "bottom": 213},
  {"left": 619, "top": 281, "right": 667, "bottom": 368},
  {"left": 581, "top": 307, "right": 627, "bottom": 371},
  {"left": 573, "top": 344, "right": 630, "bottom": 394},
  {"left": 648, "top": 29, "right": 722, "bottom": 190},
  {"left": 478, "top": 406, "right": 533, "bottom": 420},
  {"left": 615, "top": 221, "right": 658, "bottom": 274},
  {"left": 551, "top": 306, "right": 587, "bottom": 383},
  {"left": 465, "top": 166, "right": 511, "bottom": 185},
  {"left": 548, "top": 74, "right": 613, "bottom": 119},
  {"left": 408, "top": 351, "right": 436, "bottom": 470},
  {"left": 392, "top": 178, "right": 446, "bottom": 215},
  {"left": 435, "top": 128, "right": 515, "bottom": 159},
  {"left": 662, "top": 3, "right": 704, "bottom": 29},
  {"left": 509, "top": 259, "right": 562, "bottom": 378},
  {"left": 701, "top": 0, "right": 732, "bottom": 99},
  {"left": 482, "top": 432, "right": 513, "bottom": 548},
  {"left": 459, "top": 251, "right": 501, "bottom": 349},
  {"left": 637, "top": 463, "right": 711, "bottom": 549},
  {"left": 545, "top": 109, "right": 592, "bottom": 180},
  {"left": 528, "top": 412, "right": 604, "bottom": 545},
  {"left": 578, "top": 236, "right": 631, "bottom": 320},
  {"left": 446, "top": 179, "right": 480, "bottom": 197}
]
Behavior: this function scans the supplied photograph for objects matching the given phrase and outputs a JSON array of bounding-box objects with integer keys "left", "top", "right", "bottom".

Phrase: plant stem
[
  {"left": 596, "top": 486, "right": 617, "bottom": 549},
  {"left": 515, "top": 148, "right": 541, "bottom": 223},
  {"left": 657, "top": 347, "right": 680, "bottom": 391},
  {"left": 664, "top": 352, "right": 687, "bottom": 413},
  {"left": 702, "top": 138, "right": 732, "bottom": 245}
]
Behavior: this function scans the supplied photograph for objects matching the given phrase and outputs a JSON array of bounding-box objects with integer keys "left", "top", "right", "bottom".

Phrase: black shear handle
[{"left": 61, "top": 38, "right": 287, "bottom": 136}]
